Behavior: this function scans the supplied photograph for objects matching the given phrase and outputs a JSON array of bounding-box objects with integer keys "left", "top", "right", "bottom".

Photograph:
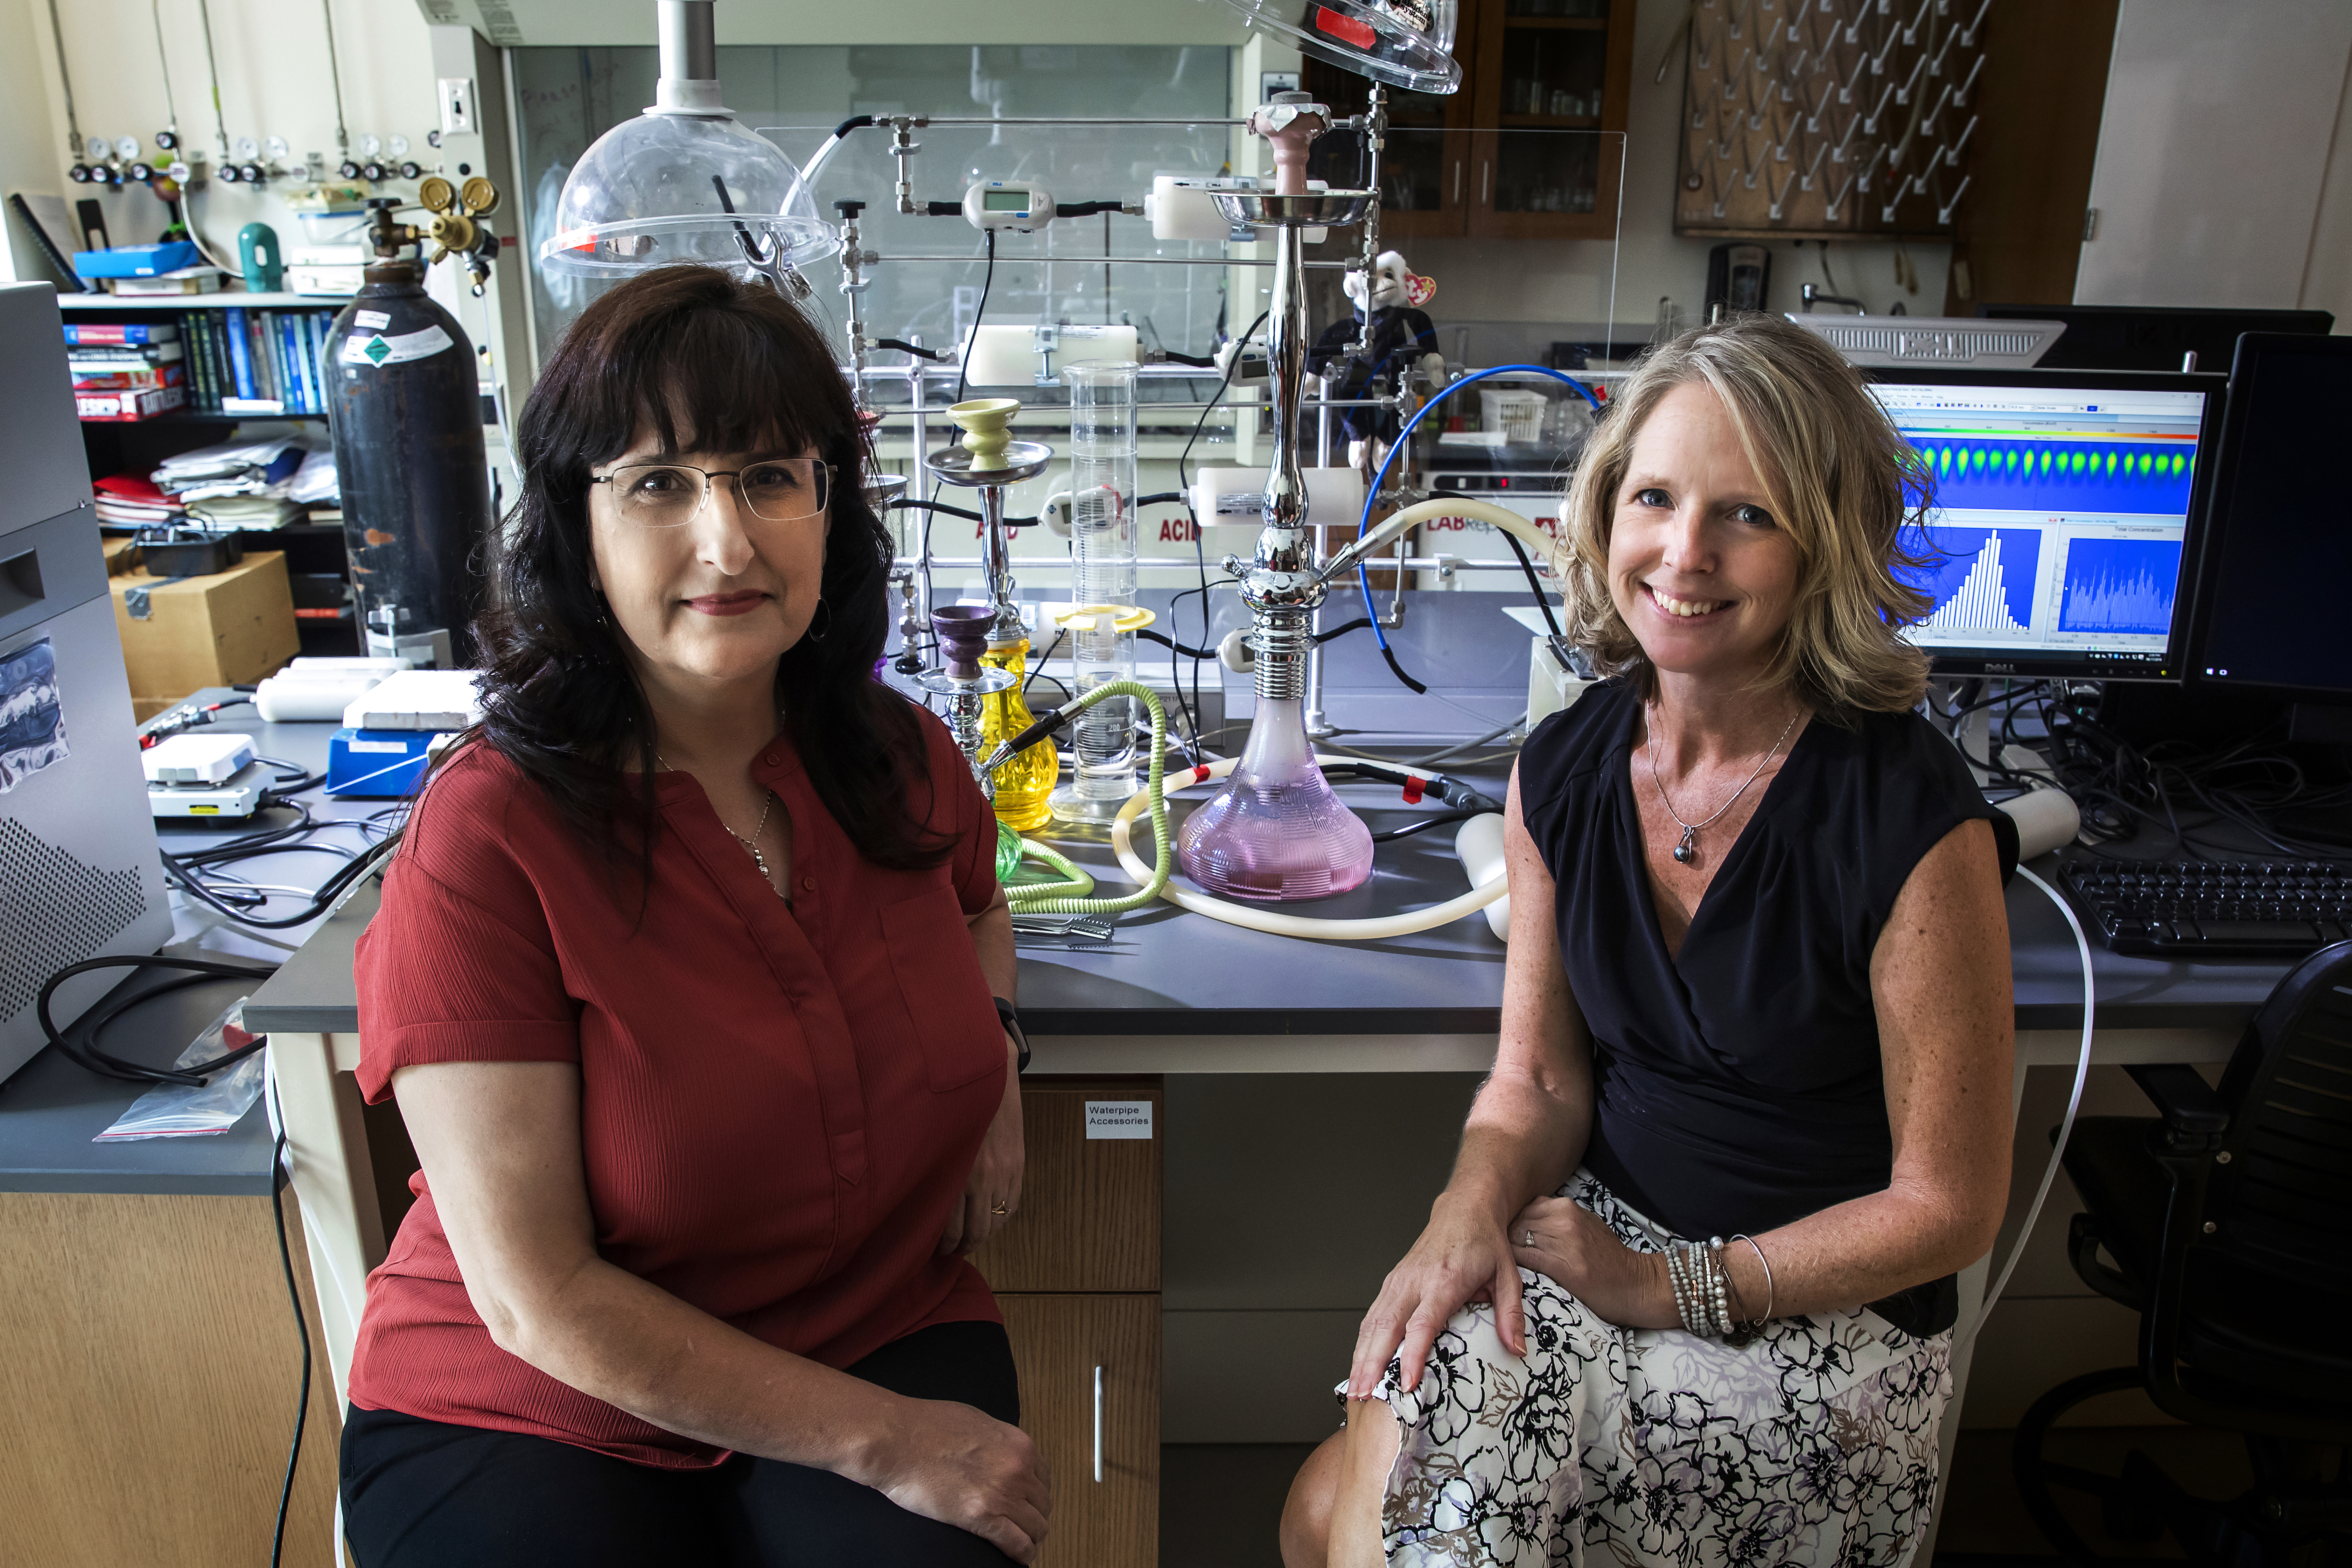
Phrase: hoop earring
[{"left": 806, "top": 598, "right": 831, "bottom": 643}]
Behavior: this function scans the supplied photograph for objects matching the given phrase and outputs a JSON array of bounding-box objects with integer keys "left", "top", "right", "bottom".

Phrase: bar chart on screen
[
  {"left": 1904, "top": 526, "right": 2042, "bottom": 636},
  {"left": 2057, "top": 537, "right": 2183, "bottom": 637}
]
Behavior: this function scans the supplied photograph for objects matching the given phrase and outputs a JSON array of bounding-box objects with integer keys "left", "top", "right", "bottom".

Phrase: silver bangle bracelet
[{"left": 1729, "top": 1232, "right": 1776, "bottom": 1323}]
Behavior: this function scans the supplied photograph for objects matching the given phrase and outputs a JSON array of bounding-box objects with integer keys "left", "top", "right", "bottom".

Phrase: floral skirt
[{"left": 1349, "top": 1171, "right": 1952, "bottom": 1568}]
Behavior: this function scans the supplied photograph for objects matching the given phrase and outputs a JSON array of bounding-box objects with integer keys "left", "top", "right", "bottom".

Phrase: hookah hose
[
  {"left": 1353, "top": 364, "right": 1606, "bottom": 658},
  {"left": 1107, "top": 756, "right": 1508, "bottom": 940},
  {"left": 998, "top": 680, "right": 1174, "bottom": 918}
]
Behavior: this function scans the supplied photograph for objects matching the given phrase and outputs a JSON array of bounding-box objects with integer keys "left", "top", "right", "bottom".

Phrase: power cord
[
  {"left": 954, "top": 229, "right": 995, "bottom": 405},
  {"left": 36, "top": 954, "right": 279, "bottom": 1085},
  {"left": 265, "top": 1078, "right": 311, "bottom": 1568},
  {"left": 1955, "top": 864, "right": 2095, "bottom": 1351}
]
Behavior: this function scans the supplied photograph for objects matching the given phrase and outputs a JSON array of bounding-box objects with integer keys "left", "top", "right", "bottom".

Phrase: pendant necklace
[
  {"left": 1646, "top": 704, "right": 1801, "bottom": 866},
  {"left": 657, "top": 752, "right": 784, "bottom": 896}
]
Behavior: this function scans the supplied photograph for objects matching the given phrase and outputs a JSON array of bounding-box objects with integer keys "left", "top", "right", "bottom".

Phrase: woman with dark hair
[{"left": 337, "top": 265, "right": 1049, "bottom": 1566}]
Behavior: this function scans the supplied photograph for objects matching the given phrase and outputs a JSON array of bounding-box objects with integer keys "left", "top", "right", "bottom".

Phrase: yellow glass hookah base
[{"left": 978, "top": 636, "right": 1058, "bottom": 832}]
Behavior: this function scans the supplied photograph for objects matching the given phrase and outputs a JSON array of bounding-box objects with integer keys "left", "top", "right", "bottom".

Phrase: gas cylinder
[{"left": 325, "top": 200, "right": 493, "bottom": 668}]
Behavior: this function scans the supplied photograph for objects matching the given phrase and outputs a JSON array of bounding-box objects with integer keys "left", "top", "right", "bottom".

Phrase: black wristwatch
[{"left": 993, "top": 997, "right": 1030, "bottom": 1074}]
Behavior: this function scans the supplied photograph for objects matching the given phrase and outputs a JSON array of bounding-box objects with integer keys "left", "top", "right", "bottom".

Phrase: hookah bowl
[
  {"left": 1175, "top": 96, "right": 1378, "bottom": 901},
  {"left": 946, "top": 397, "right": 1021, "bottom": 470},
  {"left": 914, "top": 604, "right": 1016, "bottom": 789}
]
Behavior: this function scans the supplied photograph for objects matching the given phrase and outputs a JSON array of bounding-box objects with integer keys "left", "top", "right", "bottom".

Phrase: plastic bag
[{"left": 93, "top": 996, "right": 268, "bottom": 1140}]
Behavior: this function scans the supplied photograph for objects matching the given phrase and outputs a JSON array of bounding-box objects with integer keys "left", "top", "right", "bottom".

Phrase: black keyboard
[{"left": 2059, "top": 859, "right": 2352, "bottom": 956}]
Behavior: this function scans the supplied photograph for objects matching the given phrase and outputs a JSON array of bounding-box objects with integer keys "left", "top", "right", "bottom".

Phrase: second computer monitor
[{"left": 1865, "top": 368, "right": 2225, "bottom": 679}]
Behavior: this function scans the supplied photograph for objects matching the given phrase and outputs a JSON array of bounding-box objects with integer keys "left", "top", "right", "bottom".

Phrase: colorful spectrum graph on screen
[
  {"left": 2057, "top": 537, "right": 2183, "bottom": 637},
  {"left": 1904, "top": 437, "right": 2195, "bottom": 514},
  {"left": 1901, "top": 526, "right": 2042, "bottom": 634}
]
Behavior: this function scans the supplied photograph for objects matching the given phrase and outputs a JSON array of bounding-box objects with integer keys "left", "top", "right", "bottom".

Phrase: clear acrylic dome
[
  {"left": 539, "top": 111, "right": 834, "bottom": 275},
  {"left": 1211, "top": 0, "right": 1461, "bottom": 95}
]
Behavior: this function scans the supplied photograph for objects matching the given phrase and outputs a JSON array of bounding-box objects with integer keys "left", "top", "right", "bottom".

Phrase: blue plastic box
[
  {"left": 325, "top": 728, "right": 438, "bottom": 797},
  {"left": 71, "top": 240, "right": 203, "bottom": 279}
]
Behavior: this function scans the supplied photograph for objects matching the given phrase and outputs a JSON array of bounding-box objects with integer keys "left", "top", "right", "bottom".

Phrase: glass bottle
[
  {"left": 1176, "top": 696, "right": 1373, "bottom": 900},
  {"left": 978, "top": 635, "right": 1058, "bottom": 832}
]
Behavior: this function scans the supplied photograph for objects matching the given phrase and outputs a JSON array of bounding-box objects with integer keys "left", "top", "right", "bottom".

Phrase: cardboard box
[
  {"left": 112, "top": 550, "right": 300, "bottom": 715},
  {"left": 102, "top": 537, "right": 140, "bottom": 575}
]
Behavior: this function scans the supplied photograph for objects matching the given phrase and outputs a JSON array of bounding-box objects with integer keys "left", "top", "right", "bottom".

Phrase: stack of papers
[
  {"left": 187, "top": 494, "right": 307, "bottom": 532},
  {"left": 152, "top": 433, "right": 311, "bottom": 503},
  {"left": 92, "top": 471, "right": 188, "bottom": 530}
]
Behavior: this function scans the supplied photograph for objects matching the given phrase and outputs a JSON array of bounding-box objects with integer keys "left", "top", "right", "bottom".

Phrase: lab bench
[{"left": 0, "top": 596, "right": 2293, "bottom": 1566}]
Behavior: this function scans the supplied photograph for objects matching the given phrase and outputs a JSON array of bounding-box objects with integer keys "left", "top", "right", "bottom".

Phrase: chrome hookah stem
[
  {"left": 1242, "top": 216, "right": 1322, "bottom": 704},
  {"left": 978, "top": 481, "right": 1022, "bottom": 642}
]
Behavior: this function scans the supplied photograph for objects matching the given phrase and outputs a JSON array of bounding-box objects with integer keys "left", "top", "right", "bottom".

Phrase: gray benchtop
[
  {"left": 8, "top": 607, "right": 2303, "bottom": 1196},
  {"left": 0, "top": 695, "right": 384, "bottom": 1194}
]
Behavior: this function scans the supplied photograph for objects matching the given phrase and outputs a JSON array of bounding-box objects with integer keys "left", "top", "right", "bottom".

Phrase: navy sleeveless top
[{"left": 1517, "top": 679, "right": 2017, "bottom": 1337}]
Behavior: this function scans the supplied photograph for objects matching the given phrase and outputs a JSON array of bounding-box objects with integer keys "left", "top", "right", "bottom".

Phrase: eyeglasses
[{"left": 589, "top": 458, "right": 833, "bottom": 527}]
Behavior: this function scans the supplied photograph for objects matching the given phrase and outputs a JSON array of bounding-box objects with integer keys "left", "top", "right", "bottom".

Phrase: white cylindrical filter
[{"left": 1051, "top": 362, "right": 1141, "bottom": 822}]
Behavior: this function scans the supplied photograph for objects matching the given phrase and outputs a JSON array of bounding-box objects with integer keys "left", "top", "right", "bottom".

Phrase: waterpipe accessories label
[
  {"left": 340, "top": 323, "right": 454, "bottom": 368},
  {"left": 1085, "top": 1100, "right": 1154, "bottom": 1139}
]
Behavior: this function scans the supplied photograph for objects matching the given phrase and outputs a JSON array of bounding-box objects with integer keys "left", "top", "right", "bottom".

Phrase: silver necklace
[
  {"left": 657, "top": 752, "right": 782, "bottom": 894},
  {"left": 1645, "top": 704, "right": 1801, "bottom": 866}
]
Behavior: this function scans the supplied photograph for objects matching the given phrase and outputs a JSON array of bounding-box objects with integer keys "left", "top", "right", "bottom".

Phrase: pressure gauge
[
  {"left": 388, "top": 134, "right": 411, "bottom": 156},
  {"left": 127, "top": 161, "right": 154, "bottom": 182},
  {"left": 114, "top": 135, "right": 141, "bottom": 159},
  {"left": 85, "top": 136, "right": 109, "bottom": 162},
  {"left": 361, "top": 134, "right": 381, "bottom": 157},
  {"left": 397, "top": 160, "right": 422, "bottom": 180},
  {"left": 264, "top": 135, "right": 290, "bottom": 161},
  {"left": 155, "top": 129, "right": 178, "bottom": 151},
  {"left": 235, "top": 136, "right": 259, "bottom": 160},
  {"left": 66, "top": 163, "right": 92, "bottom": 183},
  {"left": 962, "top": 180, "right": 1057, "bottom": 233},
  {"left": 238, "top": 162, "right": 267, "bottom": 186},
  {"left": 338, "top": 158, "right": 362, "bottom": 180}
]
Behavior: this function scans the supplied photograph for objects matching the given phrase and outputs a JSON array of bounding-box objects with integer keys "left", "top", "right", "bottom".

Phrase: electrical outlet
[{"left": 438, "top": 78, "right": 477, "bottom": 138}]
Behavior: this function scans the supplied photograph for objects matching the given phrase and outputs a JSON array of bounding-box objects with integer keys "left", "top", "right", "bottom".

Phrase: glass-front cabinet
[{"left": 1305, "top": 0, "right": 1636, "bottom": 241}]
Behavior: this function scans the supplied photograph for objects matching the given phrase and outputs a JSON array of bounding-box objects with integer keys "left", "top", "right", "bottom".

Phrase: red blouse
[{"left": 347, "top": 710, "right": 1007, "bottom": 1467}]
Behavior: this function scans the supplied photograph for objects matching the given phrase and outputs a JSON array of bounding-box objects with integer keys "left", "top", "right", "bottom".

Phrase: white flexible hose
[
  {"left": 1108, "top": 754, "right": 1508, "bottom": 939},
  {"left": 1955, "top": 863, "right": 2095, "bottom": 1350},
  {"left": 1332, "top": 497, "right": 1570, "bottom": 590}
]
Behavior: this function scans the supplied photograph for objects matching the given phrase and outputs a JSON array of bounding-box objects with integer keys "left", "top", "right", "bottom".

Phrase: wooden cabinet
[
  {"left": 997, "top": 1295, "right": 1160, "bottom": 1568},
  {"left": 971, "top": 1080, "right": 1162, "bottom": 1568},
  {"left": 1306, "top": 0, "right": 1639, "bottom": 241}
]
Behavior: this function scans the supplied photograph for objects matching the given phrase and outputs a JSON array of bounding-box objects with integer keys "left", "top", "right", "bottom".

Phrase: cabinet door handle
[
  {"left": 1481, "top": 161, "right": 1492, "bottom": 204},
  {"left": 1452, "top": 160, "right": 1462, "bottom": 207},
  {"left": 1092, "top": 1364, "right": 1105, "bottom": 1483}
]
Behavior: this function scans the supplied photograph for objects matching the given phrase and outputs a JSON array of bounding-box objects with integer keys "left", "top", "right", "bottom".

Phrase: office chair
[{"left": 2014, "top": 941, "right": 2352, "bottom": 1565}]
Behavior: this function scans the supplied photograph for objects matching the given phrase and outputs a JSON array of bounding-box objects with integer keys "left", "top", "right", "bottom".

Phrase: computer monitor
[
  {"left": 2187, "top": 333, "right": 2352, "bottom": 700},
  {"left": 1864, "top": 368, "right": 2225, "bottom": 679},
  {"left": 1977, "top": 303, "right": 2333, "bottom": 373}
]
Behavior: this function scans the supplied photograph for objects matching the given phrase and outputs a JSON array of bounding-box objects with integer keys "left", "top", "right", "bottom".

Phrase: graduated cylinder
[{"left": 1050, "top": 363, "right": 1143, "bottom": 822}]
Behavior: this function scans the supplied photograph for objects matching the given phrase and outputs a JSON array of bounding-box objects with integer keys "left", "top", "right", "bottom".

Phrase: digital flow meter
[{"left": 963, "top": 180, "right": 1057, "bottom": 233}]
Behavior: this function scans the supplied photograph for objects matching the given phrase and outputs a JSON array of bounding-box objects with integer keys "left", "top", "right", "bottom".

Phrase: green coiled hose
[{"left": 1002, "top": 679, "right": 1171, "bottom": 917}]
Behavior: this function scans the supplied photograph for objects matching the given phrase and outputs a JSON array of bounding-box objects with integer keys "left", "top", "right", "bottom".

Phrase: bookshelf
[
  {"left": 70, "top": 290, "right": 361, "bottom": 656},
  {"left": 58, "top": 292, "right": 355, "bottom": 310}
]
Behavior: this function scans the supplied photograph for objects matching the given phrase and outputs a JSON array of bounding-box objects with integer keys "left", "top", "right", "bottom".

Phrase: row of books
[{"left": 64, "top": 308, "right": 343, "bottom": 421}]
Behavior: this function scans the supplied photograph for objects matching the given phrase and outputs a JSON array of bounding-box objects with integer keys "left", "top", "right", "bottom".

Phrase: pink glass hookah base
[{"left": 1176, "top": 699, "right": 1373, "bottom": 901}]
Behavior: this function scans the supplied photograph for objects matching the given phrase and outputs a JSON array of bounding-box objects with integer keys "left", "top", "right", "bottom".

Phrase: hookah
[
  {"left": 1173, "top": 93, "right": 1380, "bottom": 902},
  {"left": 926, "top": 397, "right": 1060, "bottom": 832}
]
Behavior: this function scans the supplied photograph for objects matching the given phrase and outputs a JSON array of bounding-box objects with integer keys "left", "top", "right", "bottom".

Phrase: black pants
[{"left": 341, "top": 1320, "right": 1021, "bottom": 1568}]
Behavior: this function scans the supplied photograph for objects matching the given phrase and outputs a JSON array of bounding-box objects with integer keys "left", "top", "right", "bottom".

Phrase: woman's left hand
[
  {"left": 940, "top": 1038, "right": 1025, "bottom": 1257},
  {"left": 1508, "top": 1197, "right": 1677, "bottom": 1330}
]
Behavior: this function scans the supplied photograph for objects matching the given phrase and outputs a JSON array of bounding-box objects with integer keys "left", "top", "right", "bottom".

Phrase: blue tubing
[{"left": 1354, "top": 365, "right": 1606, "bottom": 647}]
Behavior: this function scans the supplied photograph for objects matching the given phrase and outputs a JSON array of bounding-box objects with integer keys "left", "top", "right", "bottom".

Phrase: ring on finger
[
  {"left": 992, "top": 1200, "right": 1009, "bottom": 1215},
  {"left": 1522, "top": 1230, "right": 1535, "bottom": 1247}
]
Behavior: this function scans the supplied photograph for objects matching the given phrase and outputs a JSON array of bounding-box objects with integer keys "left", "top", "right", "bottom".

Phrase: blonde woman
[{"left": 1282, "top": 315, "right": 2019, "bottom": 1567}]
